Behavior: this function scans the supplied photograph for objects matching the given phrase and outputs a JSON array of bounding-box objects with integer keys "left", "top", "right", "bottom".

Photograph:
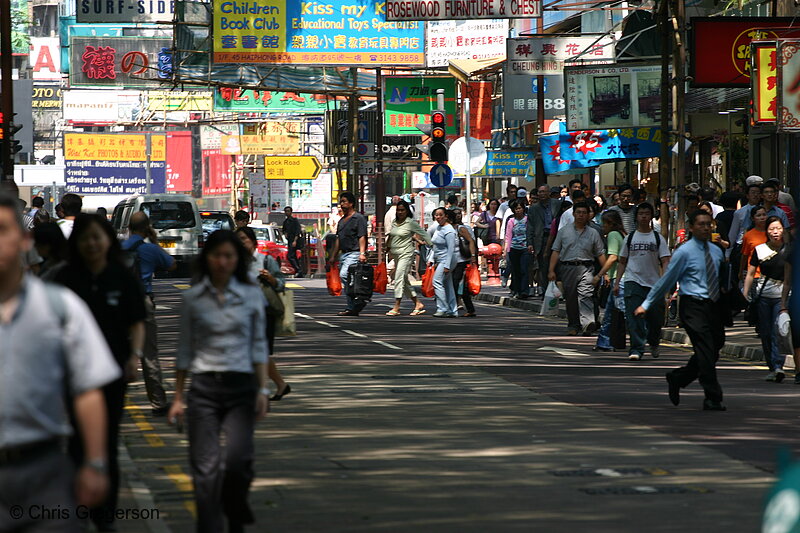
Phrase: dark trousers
[
  {"left": 559, "top": 263, "right": 595, "bottom": 330},
  {"left": 287, "top": 243, "right": 304, "bottom": 275},
  {"left": 143, "top": 296, "right": 168, "bottom": 410},
  {"left": 188, "top": 373, "right": 257, "bottom": 533},
  {"left": 0, "top": 445, "right": 80, "bottom": 533},
  {"left": 671, "top": 297, "right": 725, "bottom": 403},
  {"left": 508, "top": 248, "right": 530, "bottom": 295},
  {"left": 451, "top": 261, "right": 475, "bottom": 314},
  {"left": 68, "top": 377, "right": 126, "bottom": 530},
  {"left": 536, "top": 233, "right": 550, "bottom": 290}
]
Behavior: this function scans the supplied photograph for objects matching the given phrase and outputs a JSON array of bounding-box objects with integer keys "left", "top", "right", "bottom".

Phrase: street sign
[
  {"left": 356, "top": 142, "right": 375, "bottom": 157},
  {"left": 429, "top": 163, "right": 453, "bottom": 187},
  {"left": 449, "top": 136, "right": 487, "bottom": 175},
  {"left": 264, "top": 156, "right": 322, "bottom": 180},
  {"left": 358, "top": 120, "right": 370, "bottom": 141}
]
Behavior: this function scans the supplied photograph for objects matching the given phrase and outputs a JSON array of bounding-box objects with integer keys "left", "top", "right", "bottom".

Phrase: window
[
  {"left": 140, "top": 202, "right": 196, "bottom": 230},
  {"left": 201, "top": 213, "right": 234, "bottom": 235}
]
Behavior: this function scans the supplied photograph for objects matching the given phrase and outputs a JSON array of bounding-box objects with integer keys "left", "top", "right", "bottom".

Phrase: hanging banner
[
  {"left": 507, "top": 37, "right": 615, "bottom": 76},
  {"left": 476, "top": 151, "right": 535, "bottom": 176},
  {"left": 147, "top": 91, "right": 213, "bottom": 111},
  {"left": 166, "top": 131, "right": 194, "bottom": 193},
  {"left": 383, "top": 76, "right": 457, "bottom": 136},
  {"left": 778, "top": 39, "right": 800, "bottom": 129},
  {"left": 76, "top": 0, "right": 174, "bottom": 23},
  {"left": 752, "top": 42, "right": 777, "bottom": 124},
  {"left": 219, "top": 122, "right": 303, "bottom": 155},
  {"left": 559, "top": 125, "right": 662, "bottom": 161},
  {"left": 690, "top": 17, "right": 800, "bottom": 88},
  {"left": 504, "top": 75, "right": 564, "bottom": 121},
  {"left": 466, "top": 81, "right": 493, "bottom": 140},
  {"left": 385, "top": 0, "right": 541, "bottom": 21},
  {"left": 565, "top": 63, "right": 664, "bottom": 131},
  {"left": 425, "top": 20, "right": 507, "bottom": 68},
  {"left": 213, "top": 88, "right": 333, "bottom": 113},
  {"left": 212, "top": 0, "right": 424, "bottom": 66},
  {"left": 69, "top": 36, "right": 172, "bottom": 88},
  {"left": 62, "top": 89, "right": 143, "bottom": 123},
  {"left": 64, "top": 133, "right": 166, "bottom": 194},
  {"left": 202, "top": 150, "right": 235, "bottom": 196},
  {"left": 538, "top": 133, "right": 596, "bottom": 175}
]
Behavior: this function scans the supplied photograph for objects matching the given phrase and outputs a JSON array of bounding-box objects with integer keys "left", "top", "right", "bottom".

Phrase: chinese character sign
[
  {"left": 558, "top": 124, "right": 662, "bottom": 162},
  {"left": 213, "top": 88, "right": 334, "bottom": 113},
  {"left": 425, "top": 20, "right": 507, "bottom": 67},
  {"left": 212, "top": 0, "right": 424, "bottom": 66},
  {"left": 70, "top": 37, "right": 172, "bottom": 88},
  {"left": 778, "top": 40, "right": 800, "bottom": 129},
  {"left": 752, "top": 42, "right": 777, "bottom": 124},
  {"left": 565, "top": 63, "right": 664, "bottom": 131},
  {"left": 466, "top": 81, "right": 493, "bottom": 140},
  {"left": 507, "top": 37, "right": 615, "bottom": 76},
  {"left": 383, "top": 76, "right": 457, "bottom": 136}
]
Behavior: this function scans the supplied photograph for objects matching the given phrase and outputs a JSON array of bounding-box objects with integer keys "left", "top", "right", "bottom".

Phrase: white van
[{"left": 111, "top": 194, "right": 203, "bottom": 271}]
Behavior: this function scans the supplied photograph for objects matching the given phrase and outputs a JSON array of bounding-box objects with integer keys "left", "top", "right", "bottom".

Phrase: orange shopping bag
[
  {"left": 326, "top": 263, "right": 342, "bottom": 296},
  {"left": 373, "top": 262, "right": 388, "bottom": 294},
  {"left": 421, "top": 267, "right": 435, "bottom": 298},
  {"left": 465, "top": 263, "right": 481, "bottom": 296}
]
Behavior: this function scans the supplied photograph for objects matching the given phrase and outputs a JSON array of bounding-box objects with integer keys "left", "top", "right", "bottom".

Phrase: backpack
[
  {"left": 457, "top": 226, "right": 471, "bottom": 258},
  {"left": 625, "top": 230, "right": 661, "bottom": 252},
  {"left": 346, "top": 263, "right": 374, "bottom": 300},
  {"left": 121, "top": 239, "right": 147, "bottom": 288}
]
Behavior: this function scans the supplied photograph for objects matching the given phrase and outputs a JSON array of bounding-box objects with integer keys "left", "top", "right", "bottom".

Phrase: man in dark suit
[{"left": 527, "top": 185, "right": 562, "bottom": 296}]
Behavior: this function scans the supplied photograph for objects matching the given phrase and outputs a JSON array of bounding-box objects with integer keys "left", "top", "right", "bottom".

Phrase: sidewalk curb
[
  {"left": 118, "top": 444, "right": 172, "bottom": 533},
  {"left": 473, "top": 292, "right": 766, "bottom": 363}
]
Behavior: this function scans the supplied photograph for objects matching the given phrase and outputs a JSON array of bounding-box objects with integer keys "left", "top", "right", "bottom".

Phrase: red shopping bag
[
  {"left": 326, "top": 263, "right": 342, "bottom": 296},
  {"left": 465, "top": 263, "right": 482, "bottom": 296},
  {"left": 373, "top": 262, "right": 388, "bottom": 294},
  {"left": 421, "top": 267, "right": 435, "bottom": 298}
]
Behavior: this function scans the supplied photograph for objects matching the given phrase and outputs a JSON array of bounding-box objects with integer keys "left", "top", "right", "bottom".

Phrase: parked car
[
  {"left": 249, "top": 222, "right": 296, "bottom": 274},
  {"left": 111, "top": 194, "right": 203, "bottom": 273},
  {"left": 200, "top": 210, "right": 235, "bottom": 239}
]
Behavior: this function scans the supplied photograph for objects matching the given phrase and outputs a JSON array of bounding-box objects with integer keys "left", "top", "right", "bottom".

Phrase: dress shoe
[
  {"left": 666, "top": 373, "right": 680, "bottom": 406},
  {"left": 702, "top": 399, "right": 727, "bottom": 411},
  {"left": 270, "top": 384, "right": 292, "bottom": 401},
  {"left": 337, "top": 310, "right": 359, "bottom": 316}
]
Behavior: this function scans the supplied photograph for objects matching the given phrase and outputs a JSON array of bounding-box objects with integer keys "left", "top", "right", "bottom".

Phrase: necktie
[{"left": 705, "top": 243, "right": 720, "bottom": 302}]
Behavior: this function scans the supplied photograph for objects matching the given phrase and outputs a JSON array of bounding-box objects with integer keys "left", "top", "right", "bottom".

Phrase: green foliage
[{"left": 11, "top": 2, "right": 30, "bottom": 55}]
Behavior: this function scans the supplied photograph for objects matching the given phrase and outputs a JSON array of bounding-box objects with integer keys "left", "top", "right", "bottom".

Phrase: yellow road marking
[
  {"left": 285, "top": 283, "right": 305, "bottom": 289},
  {"left": 174, "top": 284, "right": 191, "bottom": 290},
  {"left": 144, "top": 434, "right": 165, "bottom": 447}
]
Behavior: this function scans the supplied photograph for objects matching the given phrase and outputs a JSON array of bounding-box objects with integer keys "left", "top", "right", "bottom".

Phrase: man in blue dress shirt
[{"left": 635, "top": 210, "right": 727, "bottom": 411}]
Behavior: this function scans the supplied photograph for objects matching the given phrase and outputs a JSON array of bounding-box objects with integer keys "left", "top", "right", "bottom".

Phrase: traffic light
[
  {"left": 415, "top": 109, "right": 449, "bottom": 163},
  {"left": 9, "top": 122, "right": 21, "bottom": 154}
]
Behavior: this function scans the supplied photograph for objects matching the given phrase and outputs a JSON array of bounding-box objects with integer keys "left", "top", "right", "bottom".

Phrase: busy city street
[{"left": 109, "top": 277, "right": 787, "bottom": 532}]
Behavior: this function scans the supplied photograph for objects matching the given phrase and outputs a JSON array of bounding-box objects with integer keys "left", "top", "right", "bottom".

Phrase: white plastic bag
[{"left": 540, "top": 281, "right": 561, "bottom": 316}]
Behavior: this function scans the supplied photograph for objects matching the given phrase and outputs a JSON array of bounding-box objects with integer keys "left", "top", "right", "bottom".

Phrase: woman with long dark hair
[
  {"left": 55, "top": 214, "right": 146, "bottom": 532},
  {"left": 33, "top": 221, "right": 68, "bottom": 281},
  {"left": 236, "top": 226, "right": 291, "bottom": 400},
  {"left": 429, "top": 208, "right": 459, "bottom": 317},
  {"left": 744, "top": 216, "right": 791, "bottom": 382},
  {"left": 593, "top": 210, "right": 627, "bottom": 352},
  {"left": 386, "top": 199, "right": 431, "bottom": 316},
  {"left": 503, "top": 200, "right": 530, "bottom": 299},
  {"left": 169, "top": 230, "right": 269, "bottom": 533}
]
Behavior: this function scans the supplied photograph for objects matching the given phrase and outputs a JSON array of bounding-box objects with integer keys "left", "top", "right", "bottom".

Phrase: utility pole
[
  {"left": 464, "top": 97, "right": 472, "bottom": 214},
  {"left": 145, "top": 132, "right": 152, "bottom": 194},
  {"left": 672, "top": 0, "right": 687, "bottom": 231},
  {"left": 0, "top": 0, "right": 14, "bottom": 183},
  {"left": 659, "top": 0, "right": 671, "bottom": 239},
  {"left": 349, "top": 68, "right": 359, "bottom": 209},
  {"left": 535, "top": 13, "right": 546, "bottom": 188}
]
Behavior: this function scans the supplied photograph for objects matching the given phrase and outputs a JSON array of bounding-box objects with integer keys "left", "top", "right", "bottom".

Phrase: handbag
[
  {"left": 744, "top": 277, "right": 768, "bottom": 327},
  {"left": 261, "top": 283, "right": 285, "bottom": 317},
  {"left": 275, "top": 290, "right": 296, "bottom": 337},
  {"left": 597, "top": 282, "right": 611, "bottom": 309},
  {"left": 474, "top": 212, "right": 489, "bottom": 243},
  {"left": 421, "top": 267, "right": 435, "bottom": 298}
]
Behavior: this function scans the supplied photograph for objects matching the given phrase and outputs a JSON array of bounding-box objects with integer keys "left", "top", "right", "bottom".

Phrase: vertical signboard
[
  {"left": 64, "top": 133, "right": 166, "bottom": 194},
  {"left": 383, "top": 76, "right": 457, "bottom": 136},
  {"left": 503, "top": 75, "right": 565, "bottom": 121},
  {"left": 752, "top": 42, "right": 777, "bottom": 124},
  {"left": 166, "top": 131, "right": 193, "bottom": 192},
  {"left": 466, "top": 81, "right": 493, "bottom": 140},
  {"left": 212, "top": 0, "right": 424, "bottom": 66},
  {"left": 778, "top": 40, "right": 800, "bottom": 129}
]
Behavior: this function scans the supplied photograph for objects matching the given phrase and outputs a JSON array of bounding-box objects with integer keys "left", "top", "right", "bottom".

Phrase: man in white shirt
[{"left": 57, "top": 193, "right": 82, "bottom": 238}]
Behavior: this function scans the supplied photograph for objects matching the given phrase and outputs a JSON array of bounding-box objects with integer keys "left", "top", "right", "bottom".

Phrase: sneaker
[
  {"left": 501, "top": 279, "right": 508, "bottom": 288},
  {"left": 433, "top": 312, "right": 448, "bottom": 318},
  {"left": 629, "top": 353, "right": 641, "bottom": 361},
  {"left": 583, "top": 322, "right": 598, "bottom": 336},
  {"left": 650, "top": 346, "right": 660, "bottom": 359},
  {"left": 765, "top": 371, "right": 777, "bottom": 382},
  {"left": 776, "top": 370, "right": 786, "bottom": 383}
]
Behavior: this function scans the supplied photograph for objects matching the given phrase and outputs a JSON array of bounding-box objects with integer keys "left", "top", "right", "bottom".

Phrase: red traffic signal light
[{"left": 431, "top": 111, "right": 446, "bottom": 141}]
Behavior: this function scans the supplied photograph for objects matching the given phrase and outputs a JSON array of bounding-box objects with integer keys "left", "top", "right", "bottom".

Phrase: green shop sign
[
  {"left": 383, "top": 76, "right": 457, "bottom": 136},
  {"left": 213, "top": 88, "right": 334, "bottom": 113}
]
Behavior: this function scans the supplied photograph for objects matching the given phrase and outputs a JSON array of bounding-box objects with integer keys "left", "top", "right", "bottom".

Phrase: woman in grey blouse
[
  {"left": 168, "top": 230, "right": 269, "bottom": 533},
  {"left": 429, "top": 208, "right": 459, "bottom": 317}
]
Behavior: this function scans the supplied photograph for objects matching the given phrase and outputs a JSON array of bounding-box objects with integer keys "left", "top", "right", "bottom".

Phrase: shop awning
[{"left": 448, "top": 57, "right": 505, "bottom": 83}]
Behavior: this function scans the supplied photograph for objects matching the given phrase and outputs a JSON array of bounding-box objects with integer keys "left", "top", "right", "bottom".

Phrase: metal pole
[
  {"left": 673, "top": 0, "right": 687, "bottom": 232},
  {"left": 145, "top": 132, "right": 152, "bottom": 194},
  {"left": 1, "top": 0, "right": 14, "bottom": 182},
  {"left": 535, "top": 14, "right": 546, "bottom": 189},
  {"left": 464, "top": 97, "right": 472, "bottom": 215},
  {"left": 659, "top": 0, "right": 671, "bottom": 239}
]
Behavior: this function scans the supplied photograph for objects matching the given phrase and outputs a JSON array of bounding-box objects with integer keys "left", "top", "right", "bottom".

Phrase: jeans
[
  {"left": 508, "top": 248, "right": 530, "bottom": 295},
  {"left": 339, "top": 251, "right": 367, "bottom": 313},
  {"left": 596, "top": 282, "right": 622, "bottom": 349},
  {"left": 452, "top": 261, "right": 475, "bottom": 314},
  {"left": 624, "top": 281, "right": 666, "bottom": 356},
  {"left": 757, "top": 296, "right": 784, "bottom": 371},
  {"left": 433, "top": 262, "right": 457, "bottom": 315},
  {"left": 188, "top": 372, "right": 257, "bottom": 533}
]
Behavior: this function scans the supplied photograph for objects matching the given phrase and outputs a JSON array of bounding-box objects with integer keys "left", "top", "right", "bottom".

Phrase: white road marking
[
  {"left": 295, "top": 313, "right": 313, "bottom": 319},
  {"left": 373, "top": 340, "right": 402, "bottom": 350},
  {"left": 316, "top": 321, "right": 339, "bottom": 328},
  {"left": 536, "top": 345, "right": 590, "bottom": 357},
  {"left": 342, "top": 329, "right": 367, "bottom": 338}
]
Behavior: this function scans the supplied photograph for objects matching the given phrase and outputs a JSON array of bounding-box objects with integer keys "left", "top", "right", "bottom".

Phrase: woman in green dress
[{"left": 386, "top": 199, "right": 432, "bottom": 316}]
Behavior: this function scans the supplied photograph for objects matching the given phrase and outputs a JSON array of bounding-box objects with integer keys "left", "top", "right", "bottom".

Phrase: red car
[{"left": 250, "top": 223, "right": 298, "bottom": 275}]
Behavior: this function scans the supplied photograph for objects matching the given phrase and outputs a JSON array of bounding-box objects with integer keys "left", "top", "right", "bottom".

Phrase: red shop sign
[{"left": 690, "top": 17, "right": 800, "bottom": 88}]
